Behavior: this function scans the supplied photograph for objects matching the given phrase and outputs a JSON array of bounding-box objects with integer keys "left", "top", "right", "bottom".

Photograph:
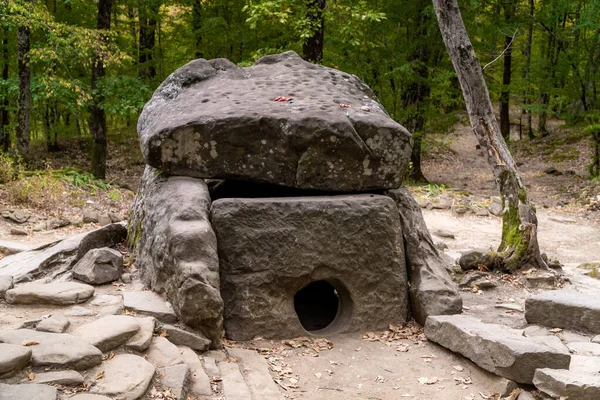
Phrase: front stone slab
[
  {"left": 525, "top": 290, "right": 600, "bottom": 334},
  {"left": 211, "top": 195, "right": 408, "bottom": 341}
]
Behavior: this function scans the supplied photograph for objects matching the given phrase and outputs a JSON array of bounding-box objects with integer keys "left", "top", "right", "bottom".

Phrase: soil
[{"left": 1, "top": 115, "right": 599, "bottom": 399}]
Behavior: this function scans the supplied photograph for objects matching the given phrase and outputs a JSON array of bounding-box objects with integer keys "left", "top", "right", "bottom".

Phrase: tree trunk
[
  {"left": 522, "top": 0, "right": 534, "bottom": 140},
  {"left": 139, "top": 0, "right": 159, "bottom": 79},
  {"left": 432, "top": 0, "right": 547, "bottom": 271},
  {"left": 0, "top": 28, "right": 9, "bottom": 152},
  {"left": 16, "top": 18, "right": 31, "bottom": 159},
  {"left": 499, "top": 1, "right": 513, "bottom": 141},
  {"left": 192, "top": 0, "right": 203, "bottom": 59},
  {"left": 302, "top": 0, "right": 325, "bottom": 63},
  {"left": 89, "top": 0, "right": 112, "bottom": 179}
]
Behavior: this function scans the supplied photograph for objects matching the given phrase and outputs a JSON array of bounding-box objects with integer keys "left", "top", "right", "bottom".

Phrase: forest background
[{"left": 1, "top": 0, "right": 600, "bottom": 187}]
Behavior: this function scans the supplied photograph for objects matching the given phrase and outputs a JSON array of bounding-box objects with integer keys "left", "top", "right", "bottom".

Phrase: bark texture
[
  {"left": 302, "top": 0, "right": 325, "bottom": 63},
  {"left": 139, "top": 0, "right": 159, "bottom": 79},
  {"left": 16, "top": 20, "right": 31, "bottom": 158},
  {"left": 432, "top": 0, "right": 547, "bottom": 271},
  {"left": 0, "top": 28, "right": 9, "bottom": 152},
  {"left": 499, "top": 1, "right": 513, "bottom": 141},
  {"left": 89, "top": 0, "right": 112, "bottom": 179}
]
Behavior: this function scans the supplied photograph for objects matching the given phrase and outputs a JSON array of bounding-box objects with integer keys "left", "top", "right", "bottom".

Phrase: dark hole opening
[{"left": 294, "top": 280, "right": 339, "bottom": 332}]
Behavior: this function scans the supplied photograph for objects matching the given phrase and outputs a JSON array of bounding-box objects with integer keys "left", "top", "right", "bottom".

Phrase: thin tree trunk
[
  {"left": 89, "top": 0, "right": 112, "bottom": 179},
  {"left": 302, "top": 0, "right": 325, "bottom": 63},
  {"left": 16, "top": 17, "right": 31, "bottom": 159},
  {"left": 499, "top": 1, "right": 513, "bottom": 141},
  {"left": 432, "top": 0, "right": 547, "bottom": 271},
  {"left": 139, "top": 1, "right": 159, "bottom": 79},
  {"left": 192, "top": 0, "right": 203, "bottom": 59},
  {"left": 522, "top": 0, "right": 534, "bottom": 140},
  {"left": 0, "top": 28, "right": 9, "bottom": 152}
]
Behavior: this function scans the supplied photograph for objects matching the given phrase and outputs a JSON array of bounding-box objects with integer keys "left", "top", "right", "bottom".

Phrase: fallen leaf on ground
[
  {"left": 22, "top": 340, "right": 39, "bottom": 346},
  {"left": 96, "top": 371, "right": 105, "bottom": 380}
]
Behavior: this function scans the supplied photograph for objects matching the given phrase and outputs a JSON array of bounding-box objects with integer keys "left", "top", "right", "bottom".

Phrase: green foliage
[
  {"left": 56, "top": 169, "right": 109, "bottom": 191},
  {"left": 583, "top": 124, "right": 600, "bottom": 177}
]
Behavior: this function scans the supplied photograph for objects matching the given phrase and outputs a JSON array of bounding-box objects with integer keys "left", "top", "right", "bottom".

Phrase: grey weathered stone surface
[
  {"left": 157, "top": 364, "right": 189, "bottom": 400},
  {"left": 123, "top": 290, "right": 177, "bottom": 323},
  {"left": 5, "top": 281, "right": 94, "bottom": 305},
  {"left": 424, "top": 315, "right": 571, "bottom": 384},
  {"left": 90, "top": 294, "right": 121, "bottom": 306},
  {"left": 145, "top": 337, "right": 184, "bottom": 368},
  {"left": 138, "top": 51, "right": 411, "bottom": 192},
  {"left": 568, "top": 342, "right": 600, "bottom": 357},
  {"left": 458, "top": 249, "right": 498, "bottom": 271},
  {"left": 533, "top": 368, "right": 600, "bottom": 400},
  {"left": 67, "top": 305, "right": 96, "bottom": 316},
  {"left": 593, "top": 335, "right": 600, "bottom": 344},
  {"left": 125, "top": 317, "right": 156, "bottom": 352},
  {"left": 384, "top": 187, "right": 462, "bottom": 324},
  {"left": 72, "top": 315, "right": 140, "bottom": 352},
  {"left": 203, "top": 356, "right": 220, "bottom": 377},
  {"left": 0, "top": 329, "right": 102, "bottom": 370},
  {"left": 0, "top": 343, "right": 31, "bottom": 378},
  {"left": 525, "top": 290, "right": 600, "bottom": 334},
  {"left": 31, "top": 370, "right": 84, "bottom": 386},
  {"left": 129, "top": 168, "right": 222, "bottom": 346},
  {"left": 179, "top": 346, "right": 212, "bottom": 396},
  {"left": 88, "top": 354, "right": 155, "bottom": 400},
  {"left": 36, "top": 314, "right": 70, "bottom": 333},
  {"left": 0, "top": 383, "right": 57, "bottom": 400},
  {"left": 72, "top": 247, "right": 123, "bottom": 284},
  {"left": 0, "top": 275, "right": 13, "bottom": 299},
  {"left": 0, "top": 239, "right": 34, "bottom": 255},
  {"left": 160, "top": 324, "right": 210, "bottom": 352},
  {"left": 219, "top": 361, "right": 252, "bottom": 400},
  {"left": 212, "top": 195, "right": 408, "bottom": 340},
  {"left": 228, "top": 348, "right": 284, "bottom": 400},
  {"left": 97, "top": 304, "right": 123, "bottom": 316},
  {"left": 70, "top": 395, "right": 112, "bottom": 400},
  {"left": 570, "top": 355, "right": 600, "bottom": 373},
  {"left": 0, "top": 223, "right": 126, "bottom": 282}
]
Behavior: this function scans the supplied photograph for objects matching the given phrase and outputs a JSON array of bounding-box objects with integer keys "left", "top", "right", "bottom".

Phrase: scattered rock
[
  {"left": 203, "top": 356, "right": 221, "bottom": 378},
  {"left": 458, "top": 249, "right": 497, "bottom": 271},
  {"left": 228, "top": 348, "right": 285, "bottom": 400},
  {"left": 90, "top": 294, "right": 122, "bottom": 306},
  {"left": 416, "top": 199, "right": 431, "bottom": 208},
  {"left": 98, "top": 214, "right": 112, "bottom": 227},
  {"left": 593, "top": 335, "right": 600, "bottom": 344},
  {"left": 5, "top": 281, "right": 95, "bottom": 305},
  {"left": 459, "top": 271, "right": 491, "bottom": 287},
  {"left": 495, "top": 303, "right": 523, "bottom": 312},
  {"left": 125, "top": 317, "right": 156, "bottom": 352},
  {"left": 36, "top": 314, "right": 70, "bottom": 333},
  {"left": 70, "top": 395, "right": 112, "bottom": 400},
  {"left": 109, "top": 213, "right": 122, "bottom": 223},
  {"left": 523, "top": 325, "right": 550, "bottom": 337},
  {"left": 533, "top": 368, "right": 600, "bottom": 400},
  {"left": 178, "top": 346, "right": 212, "bottom": 396},
  {"left": 10, "top": 227, "right": 27, "bottom": 236},
  {"left": 0, "top": 240, "right": 33, "bottom": 255},
  {"left": 121, "top": 272, "right": 132, "bottom": 283},
  {"left": 525, "top": 290, "right": 600, "bottom": 334},
  {"left": 567, "top": 342, "right": 600, "bottom": 357},
  {"left": 431, "top": 197, "right": 452, "bottom": 209},
  {"left": 159, "top": 324, "right": 211, "bottom": 352},
  {"left": 517, "top": 392, "right": 535, "bottom": 400},
  {"left": 476, "top": 209, "right": 490, "bottom": 217},
  {"left": 488, "top": 202, "right": 503, "bottom": 217},
  {"left": 525, "top": 273, "right": 557, "bottom": 288},
  {"left": 0, "top": 329, "right": 103, "bottom": 370},
  {"left": 72, "top": 315, "right": 141, "bottom": 352},
  {"left": 145, "top": 337, "right": 184, "bottom": 368},
  {"left": 558, "top": 330, "right": 590, "bottom": 344},
  {"left": 82, "top": 212, "right": 99, "bottom": 223},
  {"left": 123, "top": 291, "right": 177, "bottom": 323},
  {"left": 98, "top": 305, "right": 123, "bottom": 316},
  {"left": 47, "top": 217, "right": 71, "bottom": 230},
  {"left": 219, "top": 360, "right": 252, "bottom": 400},
  {"left": 0, "top": 344, "right": 32, "bottom": 379},
  {"left": 88, "top": 354, "right": 155, "bottom": 400},
  {"left": 31, "top": 370, "right": 84, "bottom": 386},
  {"left": 157, "top": 364, "right": 189, "bottom": 400},
  {"left": 72, "top": 247, "right": 124, "bottom": 285},
  {"left": 0, "top": 275, "right": 13, "bottom": 299},
  {"left": 3, "top": 209, "right": 32, "bottom": 224},
  {"left": 544, "top": 166, "right": 562, "bottom": 175},
  {"left": 67, "top": 305, "right": 97, "bottom": 316},
  {"left": 0, "top": 383, "right": 57, "bottom": 400},
  {"left": 424, "top": 315, "right": 571, "bottom": 384},
  {"left": 433, "top": 229, "right": 455, "bottom": 239}
]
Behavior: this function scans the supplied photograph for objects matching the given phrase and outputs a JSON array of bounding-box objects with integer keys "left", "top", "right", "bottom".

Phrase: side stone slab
[
  {"left": 129, "top": 166, "right": 223, "bottom": 347},
  {"left": 525, "top": 290, "right": 600, "bottom": 334},
  {"left": 424, "top": 315, "right": 571, "bottom": 384}
]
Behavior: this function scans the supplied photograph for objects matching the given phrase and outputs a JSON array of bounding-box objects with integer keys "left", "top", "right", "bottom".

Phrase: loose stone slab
[
  {"left": 89, "top": 354, "right": 155, "bottom": 400},
  {"left": 0, "top": 343, "right": 32, "bottom": 379},
  {"left": 533, "top": 368, "right": 600, "bottom": 400},
  {"left": 525, "top": 290, "right": 600, "bottom": 334},
  {"left": 179, "top": 346, "right": 212, "bottom": 396},
  {"left": 424, "top": 315, "right": 571, "bottom": 384},
  {"left": 212, "top": 195, "right": 408, "bottom": 340},
  {"left": 0, "top": 383, "right": 57, "bottom": 400},
  {"left": 219, "top": 361, "right": 252, "bottom": 400},
  {"left": 145, "top": 337, "right": 184, "bottom": 368},
  {"left": 567, "top": 342, "right": 600, "bottom": 357},
  {"left": 5, "top": 281, "right": 94, "bottom": 305},
  {"left": 72, "top": 315, "right": 140, "bottom": 352},
  {"left": 228, "top": 348, "right": 284, "bottom": 400},
  {"left": 0, "top": 275, "right": 13, "bottom": 299},
  {"left": 125, "top": 317, "right": 156, "bottom": 352},
  {"left": 36, "top": 314, "right": 70, "bottom": 333},
  {"left": 72, "top": 247, "right": 123, "bottom": 284},
  {"left": 160, "top": 324, "right": 210, "bottom": 352},
  {"left": 138, "top": 51, "right": 412, "bottom": 192},
  {"left": 70, "top": 395, "right": 112, "bottom": 400},
  {"left": 123, "top": 291, "right": 177, "bottom": 323},
  {"left": 0, "top": 329, "right": 103, "bottom": 370},
  {"left": 157, "top": 364, "right": 189, "bottom": 400},
  {"left": 31, "top": 370, "right": 84, "bottom": 386}
]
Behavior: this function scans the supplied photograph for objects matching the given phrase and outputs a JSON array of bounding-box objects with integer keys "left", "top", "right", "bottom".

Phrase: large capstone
[
  {"left": 211, "top": 194, "right": 409, "bottom": 340},
  {"left": 137, "top": 51, "right": 412, "bottom": 192}
]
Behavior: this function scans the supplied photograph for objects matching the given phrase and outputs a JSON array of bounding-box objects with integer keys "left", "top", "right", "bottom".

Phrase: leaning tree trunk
[
  {"left": 89, "top": 0, "right": 113, "bottom": 179},
  {"left": 432, "top": 0, "right": 548, "bottom": 271},
  {"left": 16, "top": 18, "right": 31, "bottom": 159},
  {"left": 302, "top": 0, "right": 325, "bottom": 63}
]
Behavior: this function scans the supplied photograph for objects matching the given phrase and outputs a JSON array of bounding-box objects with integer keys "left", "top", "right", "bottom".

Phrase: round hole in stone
[{"left": 294, "top": 279, "right": 352, "bottom": 334}]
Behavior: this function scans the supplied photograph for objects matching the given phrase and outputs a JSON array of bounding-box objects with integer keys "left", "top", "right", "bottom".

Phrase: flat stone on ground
[
  {"left": 31, "top": 370, "right": 84, "bottom": 386},
  {"left": 89, "top": 294, "right": 122, "bottom": 306},
  {"left": 157, "top": 364, "right": 189, "bottom": 400},
  {"left": 123, "top": 291, "right": 177, "bottom": 323},
  {"left": 424, "top": 315, "right": 571, "bottom": 384},
  {"left": 70, "top": 395, "right": 112, "bottom": 400},
  {"left": 89, "top": 354, "right": 155, "bottom": 400},
  {"left": 525, "top": 290, "right": 600, "bottom": 334},
  {"left": 179, "top": 346, "right": 212, "bottom": 396},
  {"left": 219, "top": 361, "right": 252, "bottom": 400},
  {"left": 5, "top": 281, "right": 94, "bottom": 305},
  {"left": 36, "top": 314, "right": 70, "bottom": 333},
  {"left": 0, "top": 343, "right": 32, "bottom": 378},
  {"left": 125, "top": 317, "right": 156, "bottom": 352},
  {"left": 72, "top": 315, "right": 140, "bottom": 352},
  {"left": 72, "top": 247, "right": 123, "bottom": 285},
  {"left": 0, "top": 275, "right": 13, "bottom": 299},
  {"left": 0, "top": 383, "right": 57, "bottom": 400},
  {"left": 567, "top": 342, "right": 600, "bottom": 357},
  {"left": 0, "top": 329, "right": 102, "bottom": 370},
  {"left": 160, "top": 324, "right": 210, "bottom": 352},
  {"left": 145, "top": 337, "right": 184, "bottom": 368},
  {"left": 570, "top": 355, "right": 600, "bottom": 373},
  {"left": 533, "top": 368, "right": 600, "bottom": 400},
  {"left": 228, "top": 348, "right": 284, "bottom": 400}
]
